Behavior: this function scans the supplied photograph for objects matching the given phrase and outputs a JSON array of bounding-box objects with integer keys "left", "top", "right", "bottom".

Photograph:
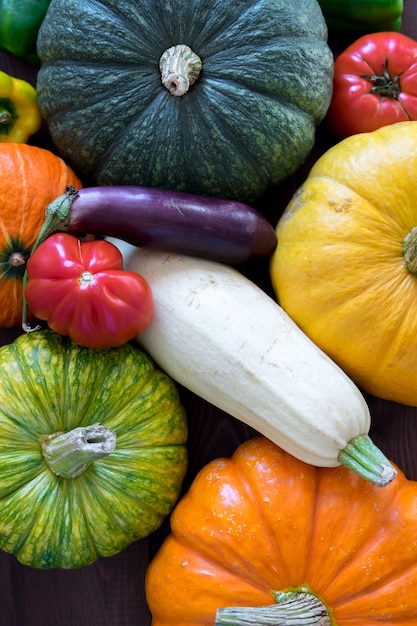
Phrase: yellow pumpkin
[{"left": 270, "top": 121, "right": 417, "bottom": 406}]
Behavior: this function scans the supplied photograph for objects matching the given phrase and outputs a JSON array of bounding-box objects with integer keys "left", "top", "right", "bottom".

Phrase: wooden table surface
[{"left": 0, "top": 3, "right": 417, "bottom": 624}]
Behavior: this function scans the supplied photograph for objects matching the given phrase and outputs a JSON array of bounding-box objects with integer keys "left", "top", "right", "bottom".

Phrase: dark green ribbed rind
[
  {"left": 36, "top": 0, "right": 333, "bottom": 203},
  {"left": 0, "top": 329, "right": 187, "bottom": 569}
]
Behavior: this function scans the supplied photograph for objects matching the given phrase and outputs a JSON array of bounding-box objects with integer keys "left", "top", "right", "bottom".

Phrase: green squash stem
[
  {"left": 41, "top": 423, "right": 116, "bottom": 479},
  {"left": 216, "top": 589, "right": 333, "bottom": 625},
  {"left": 402, "top": 226, "right": 417, "bottom": 274},
  {"left": 159, "top": 44, "right": 202, "bottom": 96},
  {"left": 338, "top": 434, "right": 396, "bottom": 487}
]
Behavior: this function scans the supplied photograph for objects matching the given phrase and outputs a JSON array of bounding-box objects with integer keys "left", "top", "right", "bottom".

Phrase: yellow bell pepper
[{"left": 0, "top": 71, "right": 42, "bottom": 142}]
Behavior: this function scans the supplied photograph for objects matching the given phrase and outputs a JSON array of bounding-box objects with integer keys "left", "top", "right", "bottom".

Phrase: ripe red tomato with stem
[
  {"left": 24, "top": 233, "right": 153, "bottom": 348},
  {"left": 326, "top": 31, "right": 417, "bottom": 138}
]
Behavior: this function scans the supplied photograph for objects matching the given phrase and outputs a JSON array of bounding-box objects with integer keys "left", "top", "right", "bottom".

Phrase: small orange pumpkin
[
  {"left": 0, "top": 143, "right": 82, "bottom": 327},
  {"left": 146, "top": 436, "right": 417, "bottom": 625}
]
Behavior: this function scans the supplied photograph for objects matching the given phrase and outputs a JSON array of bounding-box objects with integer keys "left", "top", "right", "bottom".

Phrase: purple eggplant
[{"left": 38, "top": 185, "right": 277, "bottom": 264}]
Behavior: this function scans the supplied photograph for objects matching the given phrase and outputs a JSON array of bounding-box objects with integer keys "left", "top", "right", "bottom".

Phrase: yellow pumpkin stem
[
  {"left": 41, "top": 423, "right": 116, "bottom": 479},
  {"left": 159, "top": 44, "right": 202, "bottom": 96},
  {"left": 402, "top": 227, "right": 417, "bottom": 274},
  {"left": 215, "top": 589, "right": 333, "bottom": 625}
]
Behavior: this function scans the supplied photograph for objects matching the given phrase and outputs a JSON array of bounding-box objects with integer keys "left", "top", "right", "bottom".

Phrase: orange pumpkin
[
  {"left": 146, "top": 436, "right": 417, "bottom": 625},
  {"left": 0, "top": 143, "right": 82, "bottom": 327}
]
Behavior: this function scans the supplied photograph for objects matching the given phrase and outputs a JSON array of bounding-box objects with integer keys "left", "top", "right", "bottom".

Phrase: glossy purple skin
[{"left": 69, "top": 186, "right": 277, "bottom": 264}]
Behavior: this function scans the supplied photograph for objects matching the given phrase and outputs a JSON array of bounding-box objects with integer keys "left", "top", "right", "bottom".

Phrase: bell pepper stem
[
  {"left": 0, "top": 108, "right": 12, "bottom": 125},
  {"left": 41, "top": 423, "right": 116, "bottom": 479},
  {"left": 215, "top": 589, "right": 332, "bottom": 625},
  {"left": 22, "top": 185, "right": 80, "bottom": 332},
  {"left": 338, "top": 434, "right": 397, "bottom": 487}
]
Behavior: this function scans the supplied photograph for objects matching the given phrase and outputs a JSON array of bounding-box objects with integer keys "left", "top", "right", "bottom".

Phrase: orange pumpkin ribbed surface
[
  {"left": 0, "top": 143, "right": 82, "bottom": 327},
  {"left": 145, "top": 436, "right": 417, "bottom": 625}
]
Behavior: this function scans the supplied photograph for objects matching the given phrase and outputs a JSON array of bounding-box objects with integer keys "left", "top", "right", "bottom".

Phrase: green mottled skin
[
  {"left": 36, "top": 0, "right": 334, "bottom": 203},
  {"left": 0, "top": 329, "right": 187, "bottom": 569}
]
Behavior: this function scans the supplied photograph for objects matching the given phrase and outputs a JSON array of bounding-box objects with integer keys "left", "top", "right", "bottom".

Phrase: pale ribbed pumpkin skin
[
  {"left": 0, "top": 329, "right": 188, "bottom": 569},
  {"left": 36, "top": 0, "right": 333, "bottom": 202}
]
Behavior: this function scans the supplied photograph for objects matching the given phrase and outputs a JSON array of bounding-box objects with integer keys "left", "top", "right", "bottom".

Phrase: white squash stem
[
  {"left": 216, "top": 590, "right": 332, "bottom": 626},
  {"left": 111, "top": 241, "right": 396, "bottom": 487},
  {"left": 41, "top": 424, "right": 116, "bottom": 479}
]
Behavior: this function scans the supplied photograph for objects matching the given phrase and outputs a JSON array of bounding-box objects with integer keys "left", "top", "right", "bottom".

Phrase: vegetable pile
[{"left": 0, "top": 0, "right": 416, "bottom": 624}]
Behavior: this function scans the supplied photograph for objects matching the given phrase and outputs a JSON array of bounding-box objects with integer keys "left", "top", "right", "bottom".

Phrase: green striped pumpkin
[
  {"left": 0, "top": 329, "right": 187, "bottom": 569},
  {"left": 36, "top": 0, "right": 334, "bottom": 203}
]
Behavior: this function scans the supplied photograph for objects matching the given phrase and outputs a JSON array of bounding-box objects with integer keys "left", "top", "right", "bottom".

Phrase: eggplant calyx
[{"left": 22, "top": 185, "right": 80, "bottom": 333}]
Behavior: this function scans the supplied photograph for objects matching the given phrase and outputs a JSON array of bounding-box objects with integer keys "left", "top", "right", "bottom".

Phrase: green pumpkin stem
[
  {"left": 338, "top": 434, "right": 396, "bottom": 487},
  {"left": 22, "top": 185, "right": 80, "bottom": 332},
  {"left": 159, "top": 44, "right": 202, "bottom": 96},
  {"left": 41, "top": 423, "right": 116, "bottom": 479},
  {"left": 215, "top": 589, "right": 332, "bottom": 625},
  {"left": 402, "top": 226, "right": 417, "bottom": 274}
]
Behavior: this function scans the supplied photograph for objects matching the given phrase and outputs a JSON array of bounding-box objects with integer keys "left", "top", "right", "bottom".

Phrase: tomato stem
[
  {"left": 360, "top": 58, "right": 401, "bottom": 99},
  {"left": 215, "top": 589, "right": 333, "bottom": 625},
  {"left": 41, "top": 423, "right": 116, "bottom": 479},
  {"left": 338, "top": 434, "right": 396, "bottom": 487}
]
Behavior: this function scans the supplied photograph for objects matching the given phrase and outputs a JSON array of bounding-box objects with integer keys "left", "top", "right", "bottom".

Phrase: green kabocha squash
[
  {"left": 0, "top": 329, "right": 187, "bottom": 569},
  {"left": 36, "top": 0, "right": 334, "bottom": 203}
]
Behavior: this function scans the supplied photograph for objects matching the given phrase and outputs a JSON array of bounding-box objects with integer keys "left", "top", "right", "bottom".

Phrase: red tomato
[
  {"left": 326, "top": 31, "right": 417, "bottom": 138},
  {"left": 25, "top": 233, "right": 153, "bottom": 349}
]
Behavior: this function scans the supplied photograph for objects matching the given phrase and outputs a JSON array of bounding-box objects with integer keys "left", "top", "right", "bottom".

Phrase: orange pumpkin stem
[
  {"left": 216, "top": 589, "right": 333, "bottom": 625},
  {"left": 9, "top": 251, "right": 26, "bottom": 267}
]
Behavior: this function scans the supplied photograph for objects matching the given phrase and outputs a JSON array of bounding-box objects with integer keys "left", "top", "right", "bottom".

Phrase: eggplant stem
[{"left": 21, "top": 185, "right": 80, "bottom": 333}]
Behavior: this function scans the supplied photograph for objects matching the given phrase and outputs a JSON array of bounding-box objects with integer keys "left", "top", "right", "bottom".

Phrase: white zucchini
[{"left": 111, "top": 239, "right": 396, "bottom": 486}]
